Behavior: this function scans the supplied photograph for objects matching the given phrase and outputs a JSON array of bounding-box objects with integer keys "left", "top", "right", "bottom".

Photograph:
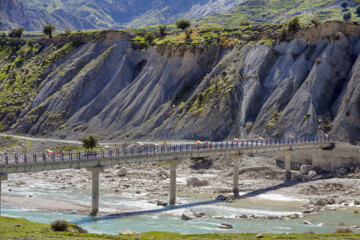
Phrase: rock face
[
  {"left": 4, "top": 32, "right": 360, "bottom": 143},
  {"left": 217, "top": 223, "right": 233, "bottom": 229},
  {"left": 119, "top": 230, "right": 139, "bottom": 235}
]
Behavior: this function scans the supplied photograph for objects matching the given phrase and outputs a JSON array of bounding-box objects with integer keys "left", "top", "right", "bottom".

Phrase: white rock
[
  {"left": 119, "top": 230, "right": 139, "bottom": 235},
  {"left": 303, "top": 220, "right": 312, "bottom": 225},
  {"left": 317, "top": 223, "right": 325, "bottom": 227},
  {"left": 181, "top": 210, "right": 197, "bottom": 220},
  {"left": 300, "top": 165, "right": 312, "bottom": 175},
  {"left": 256, "top": 234, "right": 264, "bottom": 238},
  {"left": 217, "top": 223, "right": 233, "bottom": 229},
  {"left": 308, "top": 170, "right": 317, "bottom": 178}
]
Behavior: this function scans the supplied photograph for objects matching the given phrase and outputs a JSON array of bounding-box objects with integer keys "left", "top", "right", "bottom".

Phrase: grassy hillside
[
  {"left": 197, "top": 0, "right": 360, "bottom": 26},
  {"left": 1, "top": 217, "right": 360, "bottom": 239}
]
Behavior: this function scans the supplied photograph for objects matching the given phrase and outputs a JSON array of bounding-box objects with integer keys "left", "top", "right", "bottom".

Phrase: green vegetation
[
  {"left": 197, "top": 0, "right": 360, "bottom": 27},
  {"left": 288, "top": 17, "right": 301, "bottom": 33},
  {"left": 343, "top": 12, "right": 352, "bottom": 21},
  {"left": 9, "top": 27, "right": 25, "bottom": 39},
  {"left": 81, "top": 134, "right": 99, "bottom": 150},
  {"left": 1, "top": 217, "right": 360, "bottom": 239},
  {"left": 51, "top": 220, "right": 69, "bottom": 232},
  {"left": 341, "top": 1, "right": 349, "bottom": 10},
  {"left": 176, "top": 19, "right": 191, "bottom": 30},
  {"left": 144, "top": 33, "right": 156, "bottom": 44},
  {"left": 158, "top": 25, "right": 167, "bottom": 37},
  {"left": 43, "top": 24, "right": 56, "bottom": 38}
]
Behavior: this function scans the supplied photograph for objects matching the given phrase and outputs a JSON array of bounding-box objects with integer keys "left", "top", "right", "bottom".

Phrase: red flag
[
  {"left": 258, "top": 137, "right": 264, "bottom": 141},
  {"left": 289, "top": 135, "right": 294, "bottom": 139},
  {"left": 233, "top": 138, "right": 239, "bottom": 142},
  {"left": 325, "top": 134, "right": 329, "bottom": 138},
  {"left": 196, "top": 140, "right": 202, "bottom": 145},
  {"left": 242, "top": 139, "right": 246, "bottom": 143},
  {"left": 47, "top": 149, "right": 53, "bottom": 154}
]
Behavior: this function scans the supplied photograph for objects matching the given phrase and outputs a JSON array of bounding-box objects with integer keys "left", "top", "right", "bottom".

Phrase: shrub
[
  {"left": 343, "top": 12, "right": 352, "bottom": 21},
  {"left": 176, "top": 19, "right": 191, "bottom": 30},
  {"left": 239, "top": 20, "right": 250, "bottom": 26},
  {"left": 311, "top": 18, "right": 321, "bottom": 27},
  {"left": 81, "top": 134, "right": 99, "bottom": 150},
  {"left": 288, "top": 17, "right": 300, "bottom": 33},
  {"left": 185, "top": 28, "right": 193, "bottom": 39},
  {"left": 341, "top": 1, "right": 348, "bottom": 9},
  {"left": 0, "top": 32, "right": 6, "bottom": 39},
  {"left": 27, "top": 40, "right": 35, "bottom": 49},
  {"left": 51, "top": 220, "right": 69, "bottom": 232},
  {"left": 354, "top": 210, "right": 359, "bottom": 214},
  {"left": 158, "top": 25, "right": 167, "bottom": 37},
  {"left": 144, "top": 33, "right": 156, "bottom": 44},
  {"left": 356, "top": 6, "right": 360, "bottom": 15},
  {"left": 43, "top": 24, "right": 56, "bottom": 38},
  {"left": 335, "top": 227, "right": 353, "bottom": 233},
  {"left": 279, "top": 28, "right": 287, "bottom": 41},
  {"left": 64, "top": 29, "right": 72, "bottom": 35},
  {"left": 9, "top": 27, "right": 25, "bottom": 39}
]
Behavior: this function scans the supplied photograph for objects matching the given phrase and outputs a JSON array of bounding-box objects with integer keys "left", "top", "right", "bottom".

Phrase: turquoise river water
[{"left": 2, "top": 175, "right": 360, "bottom": 235}]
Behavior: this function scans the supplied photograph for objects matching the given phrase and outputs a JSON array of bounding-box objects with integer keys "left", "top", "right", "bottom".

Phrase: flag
[
  {"left": 104, "top": 146, "right": 110, "bottom": 149},
  {"left": 196, "top": 140, "right": 202, "bottom": 145},
  {"left": 242, "top": 139, "right": 246, "bottom": 143},
  {"left": 233, "top": 138, "right": 239, "bottom": 142},
  {"left": 325, "top": 134, "right": 329, "bottom": 138},
  {"left": 154, "top": 142, "right": 159, "bottom": 146},
  {"left": 46, "top": 149, "right": 53, "bottom": 154},
  {"left": 268, "top": 138, "right": 270, "bottom": 141},
  {"left": 289, "top": 135, "right": 294, "bottom": 139},
  {"left": 258, "top": 137, "right": 264, "bottom": 141}
]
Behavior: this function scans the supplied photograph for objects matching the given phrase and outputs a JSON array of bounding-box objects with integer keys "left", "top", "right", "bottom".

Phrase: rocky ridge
[{"left": 0, "top": 22, "right": 359, "bottom": 143}]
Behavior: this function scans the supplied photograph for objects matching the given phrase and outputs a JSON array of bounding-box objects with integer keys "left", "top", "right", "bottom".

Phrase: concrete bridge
[{"left": 0, "top": 137, "right": 335, "bottom": 216}]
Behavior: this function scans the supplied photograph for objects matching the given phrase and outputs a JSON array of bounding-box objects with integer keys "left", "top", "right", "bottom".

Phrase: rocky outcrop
[{"left": 3, "top": 30, "right": 360, "bottom": 144}]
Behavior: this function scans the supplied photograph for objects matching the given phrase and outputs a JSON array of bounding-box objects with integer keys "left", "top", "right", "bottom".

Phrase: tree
[
  {"left": 43, "top": 24, "right": 56, "bottom": 38},
  {"left": 356, "top": 6, "right": 360, "bottom": 15},
  {"left": 239, "top": 20, "right": 250, "bottom": 26},
  {"left": 176, "top": 19, "right": 191, "bottom": 30},
  {"left": 185, "top": 28, "right": 193, "bottom": 39},
  {"left": 144, "top": 33, "right": 156, "bottom": 44},
  {"left": 158, "top": 25, "right": 167, "bottom": 37},
  {"left": 343, "top": 12, "right": 352, "bottom": 21},
  {"left": 288, "top": 17, "right": 300, "bottom": 33},
  {"left": 9, "top": 27, "right": 25, "bottom": 39},
  {"left": 341, "top": 1, "right": 348, "bottom": 9},
  {"left": 81, "top": 134, "right": 99, "bottom": 150},
  {"left": 0, "top": 32, "right": 6, "bottom": 40}
]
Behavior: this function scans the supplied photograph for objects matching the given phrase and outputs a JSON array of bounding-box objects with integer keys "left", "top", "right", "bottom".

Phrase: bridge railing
[{"left": 0, "top": 136, "right": 334, "bottom": 166}]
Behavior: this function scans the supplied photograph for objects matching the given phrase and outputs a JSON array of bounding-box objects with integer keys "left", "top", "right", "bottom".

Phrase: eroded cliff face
[{"left": 5, "top": 31, "right": 360, "bottom": 144}]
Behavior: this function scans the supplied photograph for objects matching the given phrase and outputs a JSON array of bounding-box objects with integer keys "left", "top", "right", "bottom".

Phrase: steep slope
[
  {"left": 1, "top": 23, "right": 360, "bottom": 143},
  {"left": 197, "top": 0, "right": 360, "bottom": 26},
  {"left": 11, "top": 0, "right": 243, "bottom": 30},
  {"left": 0, "top": 0, "right": 95, "bottom": 31}
]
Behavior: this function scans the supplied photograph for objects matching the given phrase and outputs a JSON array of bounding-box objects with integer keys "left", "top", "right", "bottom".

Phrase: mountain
[
  {"left": 0, "top": 22, "right": 359, "bottom": 143},
  {"left": 197, "top": 0, "right": 360, "bottom": 26},
  {"left": 1, "top": 0, "right": 244, "bottom": 31}
]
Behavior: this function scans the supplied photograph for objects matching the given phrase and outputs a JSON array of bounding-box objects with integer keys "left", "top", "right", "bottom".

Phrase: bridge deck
[{"left": 0, "top": 138, "right": 334, "bottom": 174}]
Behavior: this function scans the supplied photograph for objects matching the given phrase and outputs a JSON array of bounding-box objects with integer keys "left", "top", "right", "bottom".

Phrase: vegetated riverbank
[{"left": 1, "top": 216, "right": 360, "bottom": 239}]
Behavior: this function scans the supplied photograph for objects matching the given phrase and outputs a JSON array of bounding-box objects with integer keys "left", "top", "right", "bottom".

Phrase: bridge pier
[
  {"left": 0, "top": 174, "right": 8, "bottom": 216},
  {"left": 169, "top": 160, "right": 179, "bottom": 205},
  {"left": 284, "top": 151, "right": 292, "bottom": 180},
  {"left": 229, "top": 155, "right": 241, "bottom": 198},
  {"left": 87, "top": 167, "right": 104, "bottom": 216}
]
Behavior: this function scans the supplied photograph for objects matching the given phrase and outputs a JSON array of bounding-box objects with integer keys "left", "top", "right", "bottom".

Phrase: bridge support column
[
  {"left": 87, "top": 167, "right": 104, "bottom": 216},
  {"left": 169, "top": 160, "right": 179, "bottom": 205},
  {"left": 230, "top": 155, "right": 241, "bottom": 198},
  {"left": 284, "top": 151, "right": 292, "bottom": 180},
  {"left": 0, "top": 174, "right": 8, "bottom": 216}
]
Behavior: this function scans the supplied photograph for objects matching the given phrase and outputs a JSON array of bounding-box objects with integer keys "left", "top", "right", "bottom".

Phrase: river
[{"left": 2, "top": 175, "right": 360, "bottom": 235}]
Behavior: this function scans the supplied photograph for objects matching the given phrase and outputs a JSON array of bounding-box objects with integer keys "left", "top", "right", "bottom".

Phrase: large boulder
[
  {"left": 181, "top": 210, "right": 197, "bottom": 220},
  {"left": 117, "top": 167, "right": 127, "bottom": 177},
  {"left": 186, "top": 177, "right": 209, "bottom": 187},
  {"left": 300, "top": 165, "right": 312, "bottom": 175}
]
